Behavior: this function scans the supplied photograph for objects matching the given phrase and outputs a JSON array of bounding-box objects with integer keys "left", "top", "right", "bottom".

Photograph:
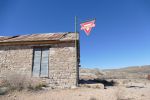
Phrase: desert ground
[{"left": 1, "top": 65, "right": 150, "bottom": 100}]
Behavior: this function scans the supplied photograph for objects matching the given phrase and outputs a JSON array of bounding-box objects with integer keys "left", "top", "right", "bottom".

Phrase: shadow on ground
[{"left": 79, "top": 79, "right": 116, "bottom": 87}]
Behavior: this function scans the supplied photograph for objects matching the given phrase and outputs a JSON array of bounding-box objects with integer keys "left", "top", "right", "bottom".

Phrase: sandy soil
[{"left": 0, "top": 79, "right": 150, "bottom": 100}]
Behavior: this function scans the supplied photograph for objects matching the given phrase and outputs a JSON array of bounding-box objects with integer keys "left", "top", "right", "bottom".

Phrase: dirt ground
[{"left": 0, "top": 79, "right": 150, "bottom": 100}]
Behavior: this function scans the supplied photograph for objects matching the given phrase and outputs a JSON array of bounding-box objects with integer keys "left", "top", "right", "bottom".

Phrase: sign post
[{"left": 75, "top": 16, "right": 79, "bottom": 86}]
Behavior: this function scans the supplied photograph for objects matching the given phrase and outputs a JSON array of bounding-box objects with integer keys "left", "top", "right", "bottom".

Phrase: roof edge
[{"left": 0, "top": 39, "right": 77, "bottom": 46}]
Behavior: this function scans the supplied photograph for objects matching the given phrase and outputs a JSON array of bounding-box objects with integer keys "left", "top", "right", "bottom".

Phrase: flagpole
[{"left": 75, "top": 16, "right": 79, "bottom": 87}]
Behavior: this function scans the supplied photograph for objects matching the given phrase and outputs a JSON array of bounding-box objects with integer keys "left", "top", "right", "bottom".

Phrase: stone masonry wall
[
  {"left": 48, "top": 43, "right": 77, "bottom": 88},
  {"left": 0, "top": 46, "right": 33, "bottom": 78},
  {"left": 0, "top": 43, "right": 77, "bottom": 88}
]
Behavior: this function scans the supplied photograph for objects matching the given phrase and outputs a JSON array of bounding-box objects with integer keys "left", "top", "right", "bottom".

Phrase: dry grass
[
  {"left": 1, "top": 71, "right": 48, "bottom": 91},
  {"left": 115, "top": 87, "right": 124, "bottom": 100},
  {"left": 2, "top": 73, "right": 28, "bottom": 90}
]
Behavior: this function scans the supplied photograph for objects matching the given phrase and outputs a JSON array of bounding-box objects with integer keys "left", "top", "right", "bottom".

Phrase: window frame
[{"left": 32, "top": 46, "right": 50, "bottom": 78}]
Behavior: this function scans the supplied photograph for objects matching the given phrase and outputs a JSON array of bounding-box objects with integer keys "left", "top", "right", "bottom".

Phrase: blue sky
[{"left": 0, "top": 0, "right": 150, "bottom": 69}]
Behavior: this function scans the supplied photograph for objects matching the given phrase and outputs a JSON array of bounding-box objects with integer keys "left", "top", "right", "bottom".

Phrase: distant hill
[
  {"left": 105, "top": 65, "right": 150, "bottom": 74},
  {"left": 80, "top": 65, "right": 150, "bottom": 80}
]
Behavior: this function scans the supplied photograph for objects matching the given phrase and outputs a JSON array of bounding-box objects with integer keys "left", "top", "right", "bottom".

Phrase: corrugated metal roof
[{"left": 0, "top": 33, "right": 66, "bottom": 42}]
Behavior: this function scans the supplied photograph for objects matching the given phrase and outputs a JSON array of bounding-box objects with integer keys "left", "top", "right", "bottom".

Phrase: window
[{"left": 32, "top": 47, "right": 49, "bottom": 77}]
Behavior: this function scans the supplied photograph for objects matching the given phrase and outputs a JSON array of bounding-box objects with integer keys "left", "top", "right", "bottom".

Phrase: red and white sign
[{"left": 80, "top": 20, "right": 95, "bottom": 36}]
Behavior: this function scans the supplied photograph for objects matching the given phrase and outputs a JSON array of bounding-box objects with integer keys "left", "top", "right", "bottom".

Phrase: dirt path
[{"left": 0, "top": 87, "right": 117, "bottom": 100}]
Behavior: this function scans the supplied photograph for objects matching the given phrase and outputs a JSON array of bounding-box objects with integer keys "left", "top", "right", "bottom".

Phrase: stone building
[{"left": 0, "top": 32, "right": 80, "bottom": 88}]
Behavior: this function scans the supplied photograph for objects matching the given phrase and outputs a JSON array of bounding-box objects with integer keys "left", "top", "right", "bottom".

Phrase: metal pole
[{"left": 75, "top": 16, "right": 78, "bottom": 86}]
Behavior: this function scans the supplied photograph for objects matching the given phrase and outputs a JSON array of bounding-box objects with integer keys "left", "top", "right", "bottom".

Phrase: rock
[
  {"left": 71, "top": 86, "right": 77, "bottom": 89},
  {"left": 81, "top": 83, "right": 104, "bottom": 89},
  {"left": 0, "top": 87, "right": 9, "bottom": 95},
  {"left": 8, "top": 94, "right": 11, "bottom": 97}
]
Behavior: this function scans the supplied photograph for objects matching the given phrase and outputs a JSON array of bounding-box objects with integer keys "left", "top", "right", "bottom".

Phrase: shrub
[
  {"left": 93, "top": 68, "right": 104, "bottom": 78},
  {"left": 90, "top": 97, "right": 97, "bottom": 100},
  {"left": 115, "top": 87, "right": 124, "bottom": 100},
  {"left": 0, "top": 87, "right": 9, "bottom": 95},
  {"left": 147, "top": 74, "right": 150, "bottom": 80},
  {"left": 27, "top": 80, "right": 48, "bottom": 91},
  {"left": 1, "top": 71, "right": 48, "bottom": 91},
  {"left": 2, "top": 72, "right": 28, "bottom": 90}
]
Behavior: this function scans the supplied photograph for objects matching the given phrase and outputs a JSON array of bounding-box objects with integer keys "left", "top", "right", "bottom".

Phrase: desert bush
[
  {"left": 27, "top": 79, "right": 48, "bottom": 91},
  {"left": 1, "top": 71, "right": 48, "bottom": 91},
  {"left": 94, "top": 68, "right": 104, "bottom": 77},
  {"left": 89, "top": 97, "right": 97, "bottom": 100},
  {"left": 147, "top": 74, "right": 150, "bottom": 80},
  {"left": 115, "top": 87, "right": 124, "bottom": 100},
  {"left": 0, "top": 87, "right": 9, "bottom": 95},
  {"left": 2, "top": 72, "right": 29, "bottom": 90}
]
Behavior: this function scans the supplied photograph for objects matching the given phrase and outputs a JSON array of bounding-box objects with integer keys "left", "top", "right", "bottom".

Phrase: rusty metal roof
[{"left": 0, "top": 33, "right": 66, "bottom": 42}]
